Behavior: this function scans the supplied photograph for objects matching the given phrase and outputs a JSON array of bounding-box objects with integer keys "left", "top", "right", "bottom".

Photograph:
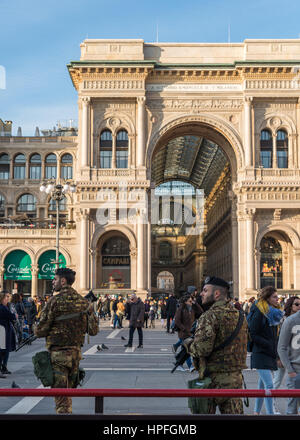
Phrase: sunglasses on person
[{"left": 293, "top": 302, "right": 300, "bottom": 307}]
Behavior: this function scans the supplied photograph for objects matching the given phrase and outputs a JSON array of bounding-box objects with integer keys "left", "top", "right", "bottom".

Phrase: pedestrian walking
[
  {"left": 186, "top": 276, "right": 248, "bottom": 414},
  {"left": 165, "top": 293, "right": 177, "bottom": 333},
  {"left": 124, "top": 294, "right": 145, "bottom": 348},
  {"left": 9, "top": 293, "right": 23, "bottom": 344},
  {"left": 34, "top": 267, "right": 98, "bottom": 414},
  {"left": 277, "top": 297, "right": 300, "bottom": 414},
  {"left": 26, "top": 297, "right": 37, "bottom": 335},
  {"left": 149, "top": 306, "right": 156, "bottom": 329},
  {"left": 144, "top": 300, "right": 150, "bottom": 328},
  {"left": 248, "top": 286, "right": 283, "bottom": 415},
  {"left": 172, "top": 294, "right": 196, "bottom": 372},
  {"left": 0, "top": 291, "right": 17, "bottom": 375}
]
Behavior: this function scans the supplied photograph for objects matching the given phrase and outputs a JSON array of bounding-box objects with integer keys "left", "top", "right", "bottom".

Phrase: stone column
[
  {"left": 31, "top": 265, "right": 39, "bottom": 298},
  {"left": 112, "top": 134, "right": 116, "bottom": 169},
  {"left": 244, "top": 97, "right": 253, "bottom": 167},
  {"left": 272, "top": 133, "right": 277, "bottom": 168},
  {"left": 79, "top": 210, "right": 89, "bottom": 292},
  {"left": 137, "top": 214, "right": 146, "bottom": 290},
  {"left": 0, "top": 265, "right": 4, "bottom": 291},
  {"left": 81, "top": 97, "right": 90, "bottom": 168},
  {"left": 245, "top": 208, "right": 256, "bottom": 290},
  {"left": 231, "top": 204, "right": 239, "bottom": 298},
  {"left": 137, "top": 96, "right": 146, "bottom": 167}
]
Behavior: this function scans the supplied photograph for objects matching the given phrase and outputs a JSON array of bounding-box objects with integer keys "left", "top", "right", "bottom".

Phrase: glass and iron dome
[{"left": 151, "top": 135, "right": 228, "bottom": 196}]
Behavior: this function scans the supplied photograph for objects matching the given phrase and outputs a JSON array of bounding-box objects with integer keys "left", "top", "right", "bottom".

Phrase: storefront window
[
  {"left": 101, "top": 236, "right": 130, "bottom": 289},
  {"left": 260, "top": 236, "right": 283, "bottom": 289}
]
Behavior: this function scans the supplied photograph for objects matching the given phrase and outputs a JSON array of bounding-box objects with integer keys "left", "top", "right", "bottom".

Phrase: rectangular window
[
  {"left": 29, "top": 166, "right": 41, "bottom": 180},
  {"left": 100, "top": 151, "right": 112, "bottom": 168},
  {"left": 0, "top": 165, "right": 9, "bottom": 179},
  {"left": 260, "top": 151, "right": 272, "bottom": 168},
  {"left": 61, "top": 166, "right": 73, "bottom": 179},
  {"left": 116, "top": 150, "right": 128, "bottom": 168},
  {"left": 45, "top": 166, "right": 57, "bottom": 179},
  {"left": 14, "top": 166, "right": 25, "bottom": 179},
  {"left": 277, "top": 150, "right": 288, "bottom": 169}
]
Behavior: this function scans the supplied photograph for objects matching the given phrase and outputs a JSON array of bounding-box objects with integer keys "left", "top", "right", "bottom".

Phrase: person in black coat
[
  {"left": 165, "top": 293, "right": 177, "bottom": 333},
  {"left": 248, "top": 286, "right": 283, "bottom": 415},
  {"left": 0, "top": 291, "right": 16, "bottom": 374}
]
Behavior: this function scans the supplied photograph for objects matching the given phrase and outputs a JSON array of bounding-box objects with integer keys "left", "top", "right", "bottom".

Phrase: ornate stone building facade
[{"left": 1, "top": 38, "right": 300, "bottom": 300}]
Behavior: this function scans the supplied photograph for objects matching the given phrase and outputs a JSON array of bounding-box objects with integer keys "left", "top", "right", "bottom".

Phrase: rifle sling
[{"left": 212, "top": 310, "right": 244, "bottom": 353}]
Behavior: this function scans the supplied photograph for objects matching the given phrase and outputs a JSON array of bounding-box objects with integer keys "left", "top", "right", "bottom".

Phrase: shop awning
[
  {"left": 4, "top": 250, "right": 32, "bottom": 280},
  {"left": 38, "top": 250, "right": 66, "bottom": 279}
]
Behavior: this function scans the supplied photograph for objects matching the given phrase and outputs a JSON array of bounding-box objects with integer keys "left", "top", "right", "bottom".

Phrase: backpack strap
[{"left": 212, "top": 310, "right": 245, "bottom": 352}]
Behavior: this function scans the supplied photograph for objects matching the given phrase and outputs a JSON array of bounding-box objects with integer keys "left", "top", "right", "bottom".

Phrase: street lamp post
[{"left": 40, "top": 179, "right": 76, "bottom": 269}]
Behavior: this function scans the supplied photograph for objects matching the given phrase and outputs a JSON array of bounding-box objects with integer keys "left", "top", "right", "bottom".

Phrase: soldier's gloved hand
[{"left": 182, "top": 337, "right": 194, "bottom": 353}]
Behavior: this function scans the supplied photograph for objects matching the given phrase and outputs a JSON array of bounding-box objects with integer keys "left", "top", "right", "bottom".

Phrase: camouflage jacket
[
  {"left": 34, "top": 287, "right": 90, "bottom": 349},
  {"left": 189, "top": 299, "right": 247, "bottom": 377}
]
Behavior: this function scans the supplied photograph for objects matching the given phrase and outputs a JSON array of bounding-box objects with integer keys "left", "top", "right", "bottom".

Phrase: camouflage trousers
[
  {"left": 206, "top": 371, "right": 244, "bottom": 415},
  {"left": 50, "top": 346, "right": 82, "bottom": 414}
]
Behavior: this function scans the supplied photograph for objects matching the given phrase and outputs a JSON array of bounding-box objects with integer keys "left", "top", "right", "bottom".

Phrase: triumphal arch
[{"left": 67, "top": 39, "right": 300, "bottom": 300}]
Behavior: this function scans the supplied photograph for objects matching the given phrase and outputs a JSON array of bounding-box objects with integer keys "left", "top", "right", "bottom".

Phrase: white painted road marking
[
  {"left": 5, "top": 385, "right": 46, "bottom": 414},
  {"left": 106, "top": 329, "right": 122, "bottom": 339}
]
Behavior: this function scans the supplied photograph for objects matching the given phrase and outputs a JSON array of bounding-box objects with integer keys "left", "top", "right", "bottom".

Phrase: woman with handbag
[{"left": 248, "top": 286, "right": 283, "bottom": 415}]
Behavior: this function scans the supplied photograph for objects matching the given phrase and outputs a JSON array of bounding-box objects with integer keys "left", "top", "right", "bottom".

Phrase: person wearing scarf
[{"left": 248, "top": 286, "right": 284, "bottom": 415}]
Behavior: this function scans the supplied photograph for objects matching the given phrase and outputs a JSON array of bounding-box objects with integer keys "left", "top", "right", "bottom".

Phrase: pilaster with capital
[
  {"left": 244, "top": 97, "right": 253, "bottom": 167},
  {"left": 137, "top": 96, "right": 146, "bottom": 167},
  {"left": 31, "top": 264, "right": 39, "bottom": 298},
  {"left": 81, "top": 97, "right": 91, "bottom": 168},
  {"left": 79, "top": 209, "right": 90, "bottom": 292},
  {"left": 245, "top": 208, "right": 256, "bottom": 291}
]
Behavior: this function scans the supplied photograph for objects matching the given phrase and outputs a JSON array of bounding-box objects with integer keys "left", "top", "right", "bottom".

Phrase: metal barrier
[{"left": 0, "top": 388, "right": 300, "bottom": 414}]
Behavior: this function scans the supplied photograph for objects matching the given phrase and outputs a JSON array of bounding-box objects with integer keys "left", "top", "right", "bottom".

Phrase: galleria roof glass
[{"left": 152, "top": 135, "right": 229, "bottom": 196}]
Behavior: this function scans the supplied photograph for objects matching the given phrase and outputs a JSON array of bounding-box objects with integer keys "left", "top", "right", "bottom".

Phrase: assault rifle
[{"left": 15, "top": 334, "right": 37, "bottom": 352}]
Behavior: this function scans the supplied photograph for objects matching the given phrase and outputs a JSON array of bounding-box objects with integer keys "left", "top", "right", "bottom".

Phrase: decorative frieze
[
  {"left": 147, "top": 98, "right": 243, "bottom": 110},
  {"left": 83, "top": 79, "right": 144, "bottom": 90}
]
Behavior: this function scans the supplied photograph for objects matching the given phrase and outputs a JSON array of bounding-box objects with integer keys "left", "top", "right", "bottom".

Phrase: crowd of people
[{"left": 0, "top": 280, "right": 300, "bottom": 415}]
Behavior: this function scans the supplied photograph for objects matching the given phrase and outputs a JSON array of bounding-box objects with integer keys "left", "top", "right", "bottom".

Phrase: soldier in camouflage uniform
[
  {"left": 34, "top": 268, "right": 92, "bottom": 414},
  {"left": 186, "top": 276, "right": 248, "bottom": 414}
]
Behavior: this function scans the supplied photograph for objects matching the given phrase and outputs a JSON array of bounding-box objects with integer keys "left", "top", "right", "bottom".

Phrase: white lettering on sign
[
  {"left": 146, "top": 83, "right": 243, "bottom": 92},
  {"left": 7, "top": 264, "right": 30, "bottom": 274},
  {"left": 41, "top": 263, "right": 55, "bottom": 274}
]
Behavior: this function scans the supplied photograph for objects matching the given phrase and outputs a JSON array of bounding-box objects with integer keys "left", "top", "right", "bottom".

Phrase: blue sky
[{"left": 1, "top": 0, "right": 300, "bottom": 135}]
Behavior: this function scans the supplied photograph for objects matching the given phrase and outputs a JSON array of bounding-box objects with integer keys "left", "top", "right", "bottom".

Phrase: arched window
[
  {"left": 13, "top": 154, "right": 26, "bottom": 179},
  {"left": 45, "top": 153, "right": 57, "bottom": 179},
  {"left": 0, "top": 153, "right": 10, "bottom": 179},
  {"left": 116, "top": 130, "right": 128, "bottom": 168},
  {"left": 276, "top": 130, "right": 288, "bottom": 168},
  {"left": 0, "top": 194, "right": 5, "bottom": 217},
  {"left": 100, "top": 129, "right": 112, "bottom": 168},
  {"left": 17, "top": 194, "right": 36, "bottom": 217},
  {"left": 260, "top": 129, "right": 272, "bottom": 168},
  {"left": 29, "top": 153, "right": 41, "bottom": 180},
  {"left": 61, "top": 154, "right": 73, "bottom": 179}
]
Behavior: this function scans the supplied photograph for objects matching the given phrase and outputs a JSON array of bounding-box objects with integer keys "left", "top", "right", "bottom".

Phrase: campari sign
[{"left": 38, "top": 250, "right": 66, "bottom": 279}]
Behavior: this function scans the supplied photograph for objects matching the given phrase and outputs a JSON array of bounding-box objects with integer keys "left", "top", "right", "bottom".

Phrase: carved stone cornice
[{"left": 69, "top": 65, "right": 153, "bottom": 91}]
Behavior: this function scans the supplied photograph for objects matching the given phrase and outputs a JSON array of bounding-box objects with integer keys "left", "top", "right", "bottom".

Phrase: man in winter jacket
[{"left": 124, "top": 294, "right": 145, "bottom": 348}]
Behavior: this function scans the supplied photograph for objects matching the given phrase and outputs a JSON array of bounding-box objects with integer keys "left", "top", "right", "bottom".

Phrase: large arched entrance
[{"left": 149, "top": 120, "right": 238, "bottom": 296}]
